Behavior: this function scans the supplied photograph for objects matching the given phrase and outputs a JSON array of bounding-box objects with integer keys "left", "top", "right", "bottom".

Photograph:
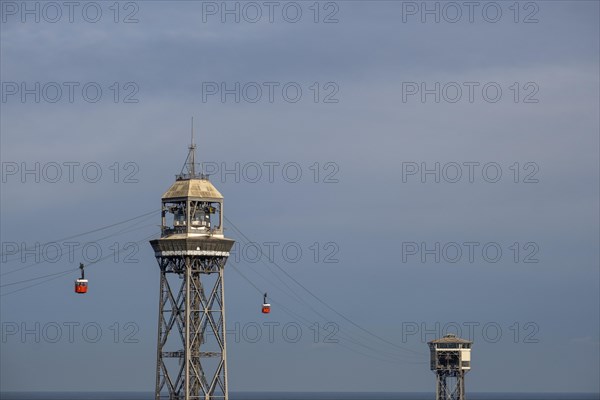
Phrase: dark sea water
[{"left": 1, "top": 393, "right": 598, "bottom": 400}]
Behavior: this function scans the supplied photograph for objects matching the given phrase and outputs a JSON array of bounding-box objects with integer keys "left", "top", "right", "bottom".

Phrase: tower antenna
[
  {"left": 180, "top": 117, "right": 199, "bottom": 179},
  {"left": 189, "top": 116, "right": 196, "bottom": 177}
]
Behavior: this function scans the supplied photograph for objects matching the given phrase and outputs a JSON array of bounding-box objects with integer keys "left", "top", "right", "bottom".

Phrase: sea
[{"left": 0, "top": 393, "right": 598, "bottom": 400}]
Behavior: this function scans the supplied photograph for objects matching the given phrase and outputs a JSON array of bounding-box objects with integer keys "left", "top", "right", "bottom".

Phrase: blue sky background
[{"left": 1, "top": 0, "right": 599, "bottom": 393}]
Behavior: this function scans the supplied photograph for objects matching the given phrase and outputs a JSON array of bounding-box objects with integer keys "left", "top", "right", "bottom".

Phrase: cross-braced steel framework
[
  {"left": 154, "top": 255, "right": 230, "bottom": 400},
  {"left": 434, "top": 370, "right": 465, "bottom": 400}
]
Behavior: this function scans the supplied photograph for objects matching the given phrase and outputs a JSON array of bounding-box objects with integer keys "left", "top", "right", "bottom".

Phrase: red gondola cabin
[
  {"left": 75, "top": 279, "right": 88, "bottom": 294},
  {"left": 262, "top": 293, "right": 270, "bottom": 313}
]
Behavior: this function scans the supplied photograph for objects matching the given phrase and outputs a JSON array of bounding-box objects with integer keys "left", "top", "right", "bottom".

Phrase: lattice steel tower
[
  {"left": 150, "top": 133, "right": 235, "bottom": 400},
  {"left": 428, "top": 334, "right": 473, "bottom": 400}
]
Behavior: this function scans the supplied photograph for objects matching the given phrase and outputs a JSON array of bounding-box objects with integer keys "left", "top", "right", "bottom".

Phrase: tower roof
[
  {"left": 162, "top": 178, "right": 223, "bottom": 201},
  {"left": 428, "top": 334, "right": 473, "bottom": 344}
]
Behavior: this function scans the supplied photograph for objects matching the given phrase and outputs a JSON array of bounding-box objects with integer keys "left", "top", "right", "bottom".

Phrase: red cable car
[
  {"left": 75, "top": 279, "right": 88, "bottom": 294},
  {"left": 74, "top": 263, "right": 88, "bottom": 294},
  {"left": 262, "top": 293, "right": 270, "bottom": 314}
]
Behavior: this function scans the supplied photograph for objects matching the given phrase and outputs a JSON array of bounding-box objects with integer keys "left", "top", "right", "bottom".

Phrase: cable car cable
[
  {"left": 226, "top": 234, "right": 424, "bottom": 361},
  {"left": 1, "top": 217, "right": 157, "bottom": 277},
  {"left": 228, "top": 263, "right": 424, "bottom": 364},
  {"left": 1, "top": 210, "right": 425, "bottom": 359},
  {"left": 0, "top": 209, "right": 158, "bottom": 262},
  {"left": 229, "top": 254, "right": 312, "bottom": 310},
  {"left": 230, "top": 260, "right": 423, "bottom": 362},
  {"left": 1, "top": 231, "right": 157, "bottom": 293},
  {"left": 230, "top": 253, "right": 418, "bottom": 360},
  {"left": 0, "top": 232, "right": 158, "bottom": 297},
  {"left": 0, "top": 231, "right": 158, "bottom": 297},
  {"left": 228, "top": 229, "right": 425, "bottom": 360},
  {"left": 224, "top": 216, "right": 425, "bottom": 357},
  {"left": 228, "top": 219, "right": 425, "bottom": 356}
]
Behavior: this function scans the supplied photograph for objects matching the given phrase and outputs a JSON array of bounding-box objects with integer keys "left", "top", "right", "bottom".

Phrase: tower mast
[
  {"left": 428, "top": 334, "right": 473, "bottom": 400},
  {"left": 151, "top": 128, "right": 234, "bottom": 400}
]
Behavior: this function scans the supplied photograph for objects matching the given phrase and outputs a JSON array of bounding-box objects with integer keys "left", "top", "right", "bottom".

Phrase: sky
[{"left": 0, "top": 0, "right": 599, "bottom": 394}]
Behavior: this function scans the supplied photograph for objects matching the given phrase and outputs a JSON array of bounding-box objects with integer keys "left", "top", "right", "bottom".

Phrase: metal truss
[
  {"left": 155, "top": 256, "right": 229, "bottom": 400},
  {"left": 435, "top": 370, "right": 466, "bottom": 400}
]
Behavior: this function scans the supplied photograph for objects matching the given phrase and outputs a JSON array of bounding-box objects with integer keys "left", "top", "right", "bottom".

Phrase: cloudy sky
[{"left": 1, "top": 0, "right": 599, "bottom": 394}]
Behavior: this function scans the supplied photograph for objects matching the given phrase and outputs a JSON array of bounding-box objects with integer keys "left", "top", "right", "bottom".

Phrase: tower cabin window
[
  {"left": 190, "top": 201, "right": 220, "bottom": 232},
  {"left": 437, "top": 343, "right": 459, "bottom": 349},
  {"left": 162, "top": 202, "right": 188, "bottom": 235},
  {"left": 192, "top": 209, "right": 210, "bottom": 228},
  {"left": 174, "top": 209, "right": 186, "bottom": 226}
]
